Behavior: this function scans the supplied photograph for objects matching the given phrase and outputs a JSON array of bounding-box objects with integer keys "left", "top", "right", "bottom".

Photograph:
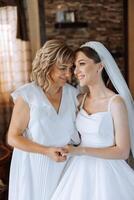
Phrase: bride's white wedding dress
[{"left": 51, "top": 95, "right": 134, "bottom": 200}]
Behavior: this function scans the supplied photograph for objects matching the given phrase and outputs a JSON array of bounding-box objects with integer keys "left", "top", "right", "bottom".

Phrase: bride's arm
[{"left": 67, "top": 96, "right": 130, "bottom": 160}]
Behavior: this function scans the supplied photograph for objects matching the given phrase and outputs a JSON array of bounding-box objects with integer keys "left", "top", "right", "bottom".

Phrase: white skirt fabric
[{"left": 51, "top": 155, "right": 134, "bottom": 200}]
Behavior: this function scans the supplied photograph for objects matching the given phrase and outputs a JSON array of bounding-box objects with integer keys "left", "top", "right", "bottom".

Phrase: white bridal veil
[{"left": 81, "top": 41, "right": 134, "bottom": 157}]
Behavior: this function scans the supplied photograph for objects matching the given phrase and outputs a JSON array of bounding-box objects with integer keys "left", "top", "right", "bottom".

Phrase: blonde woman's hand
[{"left": 46, "top": 147, "right": 68, "bottom": 162}]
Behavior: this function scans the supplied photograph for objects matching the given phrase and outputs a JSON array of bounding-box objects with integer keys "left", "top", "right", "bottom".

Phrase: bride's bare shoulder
[
  {"left": 77, "top": 94, "right": 84, "bottom": 102},
  {"left": 111, "top": 95, "right": 128, "bottom": 115}
]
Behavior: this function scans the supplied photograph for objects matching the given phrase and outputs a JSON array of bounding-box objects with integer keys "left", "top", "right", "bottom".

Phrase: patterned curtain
[{"left": 0, "top": 6, "right": 32, "bottom": 143}]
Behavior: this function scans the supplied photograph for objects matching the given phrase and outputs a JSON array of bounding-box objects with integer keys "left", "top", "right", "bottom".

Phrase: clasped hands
[{"left": 47, "top": 145, "right": 74, "bottom": 162}]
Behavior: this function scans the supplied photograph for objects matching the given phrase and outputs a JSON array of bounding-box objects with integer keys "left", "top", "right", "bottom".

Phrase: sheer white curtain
[
  {"left": 0, "top": 6, "right": 31, "bottom": 102},
  {"left": 0, "top": 6, "right": 32, "bottom": 141}
]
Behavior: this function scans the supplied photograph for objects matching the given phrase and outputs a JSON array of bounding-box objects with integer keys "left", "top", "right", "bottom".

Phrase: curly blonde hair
[{"left": 31, "top": 39, "right": 74, "bottom": 91}]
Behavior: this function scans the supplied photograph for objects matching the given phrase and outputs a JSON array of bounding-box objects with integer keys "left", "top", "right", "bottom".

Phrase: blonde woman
[{"left": 7, "top": 39, "right": 80, "bottom": 200}]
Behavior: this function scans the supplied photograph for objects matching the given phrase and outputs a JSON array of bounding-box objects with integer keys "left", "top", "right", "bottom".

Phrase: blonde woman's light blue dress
[{"left": 8, "top": 82, "right": 80, "bottom": 200}]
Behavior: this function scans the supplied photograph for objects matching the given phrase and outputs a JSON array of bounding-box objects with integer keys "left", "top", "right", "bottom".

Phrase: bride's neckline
[
  {"left": 80, "top": 108, "right": 110, "bottom": 117},
  {"left": 80, "top": 93, "right": 119, "bottom": 116}
]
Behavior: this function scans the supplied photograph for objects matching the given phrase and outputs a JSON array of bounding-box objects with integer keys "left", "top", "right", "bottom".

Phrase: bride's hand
[{"left": 65, "top": 145, "right": 75, "bottom": 154}]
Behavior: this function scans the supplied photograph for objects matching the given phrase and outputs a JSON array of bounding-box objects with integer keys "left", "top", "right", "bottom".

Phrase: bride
[{"left": 51, "top": 41, "right": 134, "bottom": 200}]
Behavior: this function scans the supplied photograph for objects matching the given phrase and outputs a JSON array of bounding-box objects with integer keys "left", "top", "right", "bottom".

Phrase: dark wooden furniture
[{"left": 0, "top": 144, "right": 12, "bottom": 200}]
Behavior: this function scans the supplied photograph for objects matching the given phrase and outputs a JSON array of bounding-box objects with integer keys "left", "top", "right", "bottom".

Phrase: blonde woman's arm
[{"left": 7, "top": 97, "right": 67, "bottom": 162}]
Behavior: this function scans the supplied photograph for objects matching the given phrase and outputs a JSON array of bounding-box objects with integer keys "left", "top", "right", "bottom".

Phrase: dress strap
[
  {"left": 108, "top": 94, "right": 119, "bottom": 112},
  {"left": 80, "top": 93, "right": 88, "bottom": 109}
]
